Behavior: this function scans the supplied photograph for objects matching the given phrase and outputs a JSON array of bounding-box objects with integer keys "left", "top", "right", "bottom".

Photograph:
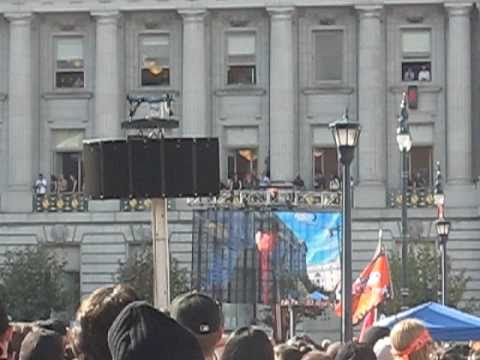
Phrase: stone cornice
[
  {"left": 177, "top": 8, "right": 207, "bottom": 21},
  {"left": 0, "top": 0, "right": 452, "bottom": 13},
  {"left": 41, "top": 91, "right": 94, "bottom": 100},
  {"left": 444, "top": 2, "right": 473, "bottom": 16},
  {"left": 354, "top": 4, "right": 383, "bottom": 18},
  {"left": 266, "top": 6, "right": 295, "bottom": 20}
]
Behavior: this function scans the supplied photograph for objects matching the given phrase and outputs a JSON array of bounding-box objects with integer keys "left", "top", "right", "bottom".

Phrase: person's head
[
  {"left": 107, "top": 301, "right": 203, "bottom": 360},
  {"left": 170, "top": 292, "right": 223, "bottom": 358},
  {"left": 335, "top": 342, "right": 376, "bottom": 360},
  {"left": 362, "top": 326, "right": 390, "bottom": 349},
  {"left": 390, "top": 319, "right": 433, "bottom": 360},
  {"left": 38, "top": 174, "right": 43, "bottom": 179},
  {"left": 34, "top": 319, "right": 67, "bottom": 337},
  {"left": 19, "top": 329, "right": 63, "bottom": 360},
  {"left": 326, "top": 342, "right": 342, "bottom": 359},
  {"left": 73, "top": 284, "right": 139, "bottom": 360},
  {"left": 221, "top": 327, "right": 274, "bottom": 360},
  {"left": 274, "top": 344, "right": 302, "bottom": 360},
  {"left": 303, "top": 351, "right": 332, "bottom": 360},
  {"left": 374, "top": 337, "right": 393, "bottom": 360}
]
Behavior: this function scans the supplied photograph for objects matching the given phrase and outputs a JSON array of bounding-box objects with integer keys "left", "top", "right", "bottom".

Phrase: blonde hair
[{"left": 390, "top": 319, "right": 430, "bottom": 360}]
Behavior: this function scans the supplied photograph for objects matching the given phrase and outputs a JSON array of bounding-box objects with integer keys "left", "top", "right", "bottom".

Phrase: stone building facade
[{"left": 0, "top": 0, "right": 479, "bottom": 329}]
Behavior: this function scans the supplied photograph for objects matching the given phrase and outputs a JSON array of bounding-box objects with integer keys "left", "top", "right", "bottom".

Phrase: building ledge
[
  {"left": 389, "top": 85, "right": 442, "bottom": 94},
  {"left": 128, "top": 88, "right": 181, "bottom": 97},
  {"left": 302, "top": 86, "right": 355, "bottom": 95},
  {"left": 42, "top": 91, "right": 94, "bottom": 100},
  {"left": 215, "top": 87, "right": 267, "bottom": 97}
]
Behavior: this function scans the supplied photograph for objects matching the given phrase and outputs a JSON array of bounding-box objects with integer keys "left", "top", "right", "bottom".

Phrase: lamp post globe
[{"left": 329, "top": 109, "right": 360, "bottom": 343}]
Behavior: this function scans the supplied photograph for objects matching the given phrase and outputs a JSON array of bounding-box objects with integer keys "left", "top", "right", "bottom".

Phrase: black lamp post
[
  {"left": 434, "top": 161, "right": 451, "bottom": 306},
  {"left": 329, "top": 109, "right": 361, "bottom": 343},
  {"left": 396, "top": 92, "right": 412, "bottom": 310}
]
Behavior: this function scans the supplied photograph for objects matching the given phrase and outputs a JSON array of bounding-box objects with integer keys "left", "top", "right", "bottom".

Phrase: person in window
[
  {"left": 33, "top": 174, "right": 48, "bottom": 195},
  {"left": 293, "top": 174, "right": 305, "bottom": 190},
  {"left": 314, "top": 172, "right": 326, "bottom": 191},
  {"left": 404, "top": 67, "right": 416, "bottom": 81},
  {"left": 69, "top": 175, "right": 78, "bottom": 193},
  {"left": 329, "top": 175, "right": 341, "bottom": 191},
  {"left": 50, "top": 175, "right": 57, "bottom": 193},
  {"left": 418, "top": 65, "right": 431, "bottom": 81},
  {"left": 259, "top": 172, "right": 271, "bottom": 188},
  {"left": 230, "top": 173, "right": 242, "bottom": 191},
  {"left": 243, "top": 173, "right": 255, "bottom": 190},
  {"left": 57, "top": 175, "right": 68, "bottom": 193}
]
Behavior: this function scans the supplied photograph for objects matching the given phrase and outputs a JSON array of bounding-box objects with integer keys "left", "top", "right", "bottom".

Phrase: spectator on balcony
[
  {"left": 259, "top": 172, "right": 271, "bottom": 188},
  {"left": 329, "top": 175, "right": 340, "bottom": 192},
  {"left": 33, "top": 174, "right": 48, "bottom": 195},
  {"left": 69, "top": 175, "right": 78, "bottom": 193},
  {"left": 57, "top": 175, "right": 68, "bottom": 193},
  {"left": 314, "top": 172, "right": 327, "bottom": 191},
  {"left": 49, "top": 175, "right": 57, "bottom": 193},
  {"left": 243, "top": 173, "right": 256, "bottom": 190},
  {"left": 293, "top": 175, "right": 305, "bottom": 190},
  {"left": 230, "top": 174, "right": 242, "bottom": 191}
]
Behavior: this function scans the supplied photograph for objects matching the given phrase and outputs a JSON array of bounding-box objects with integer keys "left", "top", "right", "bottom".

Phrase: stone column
[
  {"left": 446, "top": 3, "right": 472, "bottom": 185},
  {"left": 444, "top": 3, "right": 475, "bottom": 206},
  {"left": 179, "top": 9, "right": 208, "bottom": 137},
  {"left": 354, "top": 5, "right": 386, "bottom": 208},
  {"left": 267, "top": 7, "right": 296, "bottom": 183},
  {"left": 2, "top": 13, "right": 34, "bottom": 212},
  {"left": 92, "top": 11, "right": 121, "bottom": 138}
]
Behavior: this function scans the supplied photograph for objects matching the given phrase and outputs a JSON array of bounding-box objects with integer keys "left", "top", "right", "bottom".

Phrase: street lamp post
[
  {"left": 434, "top": 162, "right": 451, "bottom": 306},
  {"left": 396, "top": 92, "right": 412, "bottom": 310},
  {"left": 329, "top": 109, "right": 361, "bottom": 343}
]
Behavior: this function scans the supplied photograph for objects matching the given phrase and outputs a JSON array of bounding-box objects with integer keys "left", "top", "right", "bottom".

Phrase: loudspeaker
[{"left": 83, "top": 137, "right": 219, "bottom": 199}]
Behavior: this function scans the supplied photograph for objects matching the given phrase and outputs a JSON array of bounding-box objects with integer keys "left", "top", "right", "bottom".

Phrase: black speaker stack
[{"left": 83, "top": 137, "right": 220, "bottom": 199}]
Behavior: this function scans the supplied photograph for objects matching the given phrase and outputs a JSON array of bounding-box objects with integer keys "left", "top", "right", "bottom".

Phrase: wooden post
[{"left": 151, "top": 198, "right": 170, "bottom": 309}]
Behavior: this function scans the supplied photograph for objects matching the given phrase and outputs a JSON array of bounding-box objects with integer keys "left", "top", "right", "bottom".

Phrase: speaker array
[{"left": 83, "top": 137, "right": 220, "bottom": 199}]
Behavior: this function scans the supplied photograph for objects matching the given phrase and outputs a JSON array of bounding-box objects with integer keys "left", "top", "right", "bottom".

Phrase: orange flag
[{"left": 335, "top": 246, "right": 392, "bottom": 325}]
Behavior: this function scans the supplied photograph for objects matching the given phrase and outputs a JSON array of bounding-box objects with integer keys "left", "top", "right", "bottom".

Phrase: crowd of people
[
  {"left": 1, "top": 285, "right": 479, "bottom": 360},
  {"left": 33, "top": 174, "right": 79, "bottom": 195}
]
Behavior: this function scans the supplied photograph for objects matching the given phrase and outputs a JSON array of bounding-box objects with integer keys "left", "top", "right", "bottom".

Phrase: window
[
  {"left": 140, "top": 34, "right": 170, "bottom": 87},
  {"left": 53, "top": 130, "right": 84, "bottom": 193},
  {"left": 313, "top": 148, "right": 338, "bottom": 190},
  {"left": 314, "top": 30, "right": 343, "bottom": 82},
  {"left": 227, "top": 148, "right": 258, "bottom": 181},
  {"left": 401, "top": 29, "right": 431, "bottom": 82},
  {"left": 227, "top": 32, "right": 256, "bottom": 85},
  {"left": 409, "top": 146, "right": 433, "bottom": 188},
  {"left": 55, "top": 37, "right": 85, "bottom": 89}
]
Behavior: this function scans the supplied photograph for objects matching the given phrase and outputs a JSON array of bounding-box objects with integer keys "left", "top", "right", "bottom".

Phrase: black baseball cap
[
  {"left": 170, "top": 292, "right": 223, "bottom": 335},
  {"left": 108, "top": 301, "right": 203, "bottom": 360}
]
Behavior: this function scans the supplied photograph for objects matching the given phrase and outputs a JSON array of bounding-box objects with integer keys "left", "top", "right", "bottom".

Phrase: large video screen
[{"left": 191, "top": 209, "right": 341, "bottom": 304}]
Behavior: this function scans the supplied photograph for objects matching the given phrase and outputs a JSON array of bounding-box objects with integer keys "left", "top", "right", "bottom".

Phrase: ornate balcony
[
  {"left": 388, "top": 187, "right": 435, "bottom": 208},
  {"left": 186, "top": 189, "right": 342, "bottom": 209},
  {"left": 33, "top": 193, "right": 88, "bottom": 212},
  {"left": 120, "top": 198, "right": 152, "bottom": 212}
]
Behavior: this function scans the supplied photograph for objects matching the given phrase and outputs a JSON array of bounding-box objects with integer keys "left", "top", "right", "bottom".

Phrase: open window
[
  {"left": 401, "top": 29, "right": 432, "bottom": 82},
  {"left": 227, "top": 148, "right": 258, "bottom": 181},
  {"left": 55, "top": 36, "right": 85, "bottom": 89},
  {"left": 409, "top": 146, "right": 433, "bottom": 188},
  {"left": 140, "top": 34, "right": 170, "bottom": 87},
  {"left": 313, "top": 147, "right": 339, "bottom": 190},
  {"left": 227, "top": 32, "right": 256, "bottom": 85}
]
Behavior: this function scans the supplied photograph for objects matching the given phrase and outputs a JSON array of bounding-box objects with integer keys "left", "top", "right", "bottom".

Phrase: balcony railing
[
  {"left": 187, "top": 189, "right": 342, "bottom": 209},
  {"left": 33, "top": 193, "right": 88, "bottom": 212},
  {"left": 388, "top": 187, "right": 435, "bottom": 208},
  {"left": 120, "top": 198, "right": 152, "bottom": 212}
]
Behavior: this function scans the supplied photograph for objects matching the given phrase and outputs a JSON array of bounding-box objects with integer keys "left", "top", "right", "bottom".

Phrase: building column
[
  {"left": 2, "top": 12, "right": 34, "bottom": 212},
  {"left": 445, "top": 4, "right": 472, "bottom": 183},
  {"left": 267, "top": 7, "right": 296, "bottom": 183},
  {"left": 92, "top": 11, "right": 121, "bottom": 138},
  {"left": 354, "top": 5, "right": 386, "bottom": 208},
  {"left": 179, "top": 9, "right": 208, "bottom": 137}
]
